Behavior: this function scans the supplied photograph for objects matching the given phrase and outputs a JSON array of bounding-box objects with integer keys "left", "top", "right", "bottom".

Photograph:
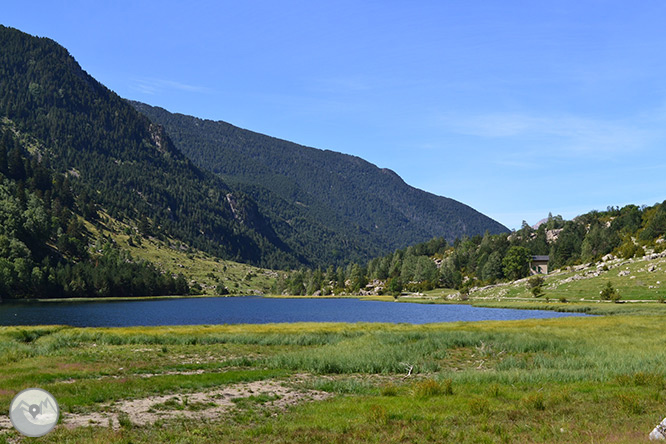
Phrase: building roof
[{"left": 531, "top": 255, "right": 550, "bottom": 261}]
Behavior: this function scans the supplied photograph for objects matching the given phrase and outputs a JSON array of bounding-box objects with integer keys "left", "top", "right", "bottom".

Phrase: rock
[
  {"left": 312, "top": 290, "right": 322, "bottom": 296},
  {"left": 602, "top": 253, "right": 616, "bottom": 262},
  {"left": 618, "top": 270, "right": 631, "bottom": 277},
  {"left": 546, "top": 228, "right": 563, "bottom": 243},
  {"left": 650, "top": 417, "right": 666, "bottom": 440},
  {"left": 561, "top": 275, "right": 584, "bottom": 284},
  {"left": 649, "top": 264, "right": 657, "bottom": 272}
]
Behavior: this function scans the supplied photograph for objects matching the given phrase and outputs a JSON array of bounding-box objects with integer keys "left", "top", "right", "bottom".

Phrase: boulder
[{"left": 650, "top": 417, "right": 666, "bottom": 440}]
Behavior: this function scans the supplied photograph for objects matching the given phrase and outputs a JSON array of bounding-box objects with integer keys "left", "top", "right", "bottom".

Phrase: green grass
[
  {"left": 3, "top": 317, "right": 666, "bottom": 442},
  {"left": 468, "top": 254, "right": 666, "bottom": 303},
  {"left": 84, "top": 212, "right": 282, "bottom": 295}
]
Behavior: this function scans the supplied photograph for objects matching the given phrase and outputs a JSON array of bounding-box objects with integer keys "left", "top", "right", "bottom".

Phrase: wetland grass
[{"left": 1, "top": 316, "right": 666, "bottom": 442}]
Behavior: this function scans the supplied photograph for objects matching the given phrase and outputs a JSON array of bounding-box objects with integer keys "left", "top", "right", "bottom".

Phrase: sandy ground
[{"left": 0, "top": 377, "right": 331, "bottom": 432}]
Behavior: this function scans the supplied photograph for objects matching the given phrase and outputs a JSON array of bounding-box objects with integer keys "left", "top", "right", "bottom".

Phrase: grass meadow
[{"left": 1, "top": 315, "right": 666, "bottom": 443}]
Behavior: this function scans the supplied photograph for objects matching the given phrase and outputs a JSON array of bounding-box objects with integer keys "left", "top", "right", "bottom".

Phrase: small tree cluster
[
  {"left": 600, "top": 281, "right": 621, "bottom": 303},
  {"left": 527, "top": 275, "right": 545, "bottom": 298}
]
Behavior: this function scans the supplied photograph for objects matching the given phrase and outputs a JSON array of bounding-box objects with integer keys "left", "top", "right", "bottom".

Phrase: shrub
[
  {"left": 617, "top": 241, "right": 643, "bottom": 259},
  {"left": 527, "top": 275, "right": 545, "bottom": 298},
  {"left": 527, "top": 275, "right": 545, "bottom": 289},
  {"left": 530, "top": 286, "right": 544, "bottom": 298},
  {"left": 600, "top": 281, "right": 620, "bottom": 302}
]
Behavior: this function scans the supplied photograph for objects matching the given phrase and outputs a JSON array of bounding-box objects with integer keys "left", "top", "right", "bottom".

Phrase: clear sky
[{"left": 4, "top": 1, "right": 666, "bottom": 230}]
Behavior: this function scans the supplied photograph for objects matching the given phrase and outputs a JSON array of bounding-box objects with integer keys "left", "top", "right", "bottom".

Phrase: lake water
[{"left": 0, "top": 297, "right": 587, "bottom": 327}]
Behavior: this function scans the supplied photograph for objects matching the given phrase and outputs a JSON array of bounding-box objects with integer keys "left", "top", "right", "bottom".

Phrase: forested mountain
[
  {"left": 0, "top": 125, "right": 191, "bottom": 299},
  {"left": 132, "top": 102, "right": 509, "bottom": 264},
  {"left": 0, "top": 24, "right": 508, "bottom": 284},
  {"left": 0, "top": 25, "right": 300, "bottom": 270}
]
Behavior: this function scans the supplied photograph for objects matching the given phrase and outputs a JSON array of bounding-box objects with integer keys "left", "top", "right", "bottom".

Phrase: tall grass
[
  {"left": 3, "top": 317, "right": 666, "bottom": 443},
  {"left": 3, "top": 316, "right": 666, "bottom": 389}
]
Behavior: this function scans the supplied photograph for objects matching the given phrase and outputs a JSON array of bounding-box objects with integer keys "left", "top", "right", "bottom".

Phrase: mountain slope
[
  {"left": 0, "top": 25, "right": 299, "bottom": 269},
  {"left": 132, "top": 102, "right": 510, "bottom": 264}
]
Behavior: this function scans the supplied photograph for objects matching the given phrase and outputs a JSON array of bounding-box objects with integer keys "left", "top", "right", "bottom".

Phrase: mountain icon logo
[{"left": 9, "top": 388, "right": 59, "bottom": 437}]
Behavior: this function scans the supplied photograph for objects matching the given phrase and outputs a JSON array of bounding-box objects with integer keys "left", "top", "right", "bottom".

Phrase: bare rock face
[{"left": 546, "top": 228, "right": 563, "bottom": 243}]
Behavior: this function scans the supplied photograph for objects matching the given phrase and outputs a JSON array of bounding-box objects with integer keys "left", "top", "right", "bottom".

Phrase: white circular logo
[{"left": 9, "top": 388, "right": 59, "bottom": 437}]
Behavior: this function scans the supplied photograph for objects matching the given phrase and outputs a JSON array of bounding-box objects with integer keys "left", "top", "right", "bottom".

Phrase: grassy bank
[
  {"left": 84, "top": 212, "right": 281, "bottom": 296},
  {"left": 1, "top": 317, "right": 666, "bottom": 442}
]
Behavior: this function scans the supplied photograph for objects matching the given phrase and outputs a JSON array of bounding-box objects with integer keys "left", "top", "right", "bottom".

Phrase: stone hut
[{"left": 530, "top": 255, "right": 549, "bottom": 275}]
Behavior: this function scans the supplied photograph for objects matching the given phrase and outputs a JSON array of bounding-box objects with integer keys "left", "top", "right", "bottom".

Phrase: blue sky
[{"left": 4, "top": 1, "right": 666, "bottom": 230}]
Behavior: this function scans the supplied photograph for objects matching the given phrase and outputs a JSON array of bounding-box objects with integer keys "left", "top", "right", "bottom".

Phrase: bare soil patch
[
  {"left": 63, "top": 378, "right": 330, "bottom": 429},
  {"left": 0, "top": 377, "right": 330, "bottom": 432}
]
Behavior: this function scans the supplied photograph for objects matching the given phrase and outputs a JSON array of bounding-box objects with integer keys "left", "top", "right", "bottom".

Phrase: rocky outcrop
[{"left": 546, "top": 228, "right": 563, "bottom": 243}]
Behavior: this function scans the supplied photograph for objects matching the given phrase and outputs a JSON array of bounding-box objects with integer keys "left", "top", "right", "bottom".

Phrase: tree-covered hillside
[
  {"left": 274, "top": 203, "right": 666, "bottom": 296},
  {"left": 0, "top": 25, "right": 299, "bottom": 270},
  {"left": 0, "top": 127, "right": 191, "bottom": 299},
  {"left": 132, "top": 102, "right": 509, "bottom": 265}
]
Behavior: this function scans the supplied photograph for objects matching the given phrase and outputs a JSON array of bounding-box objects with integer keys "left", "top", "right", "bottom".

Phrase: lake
[{"left": 0, "top": 296, "right": 588, "bottom": 327}]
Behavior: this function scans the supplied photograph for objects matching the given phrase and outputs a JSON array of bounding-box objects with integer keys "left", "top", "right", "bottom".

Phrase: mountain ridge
[
  {"left": 0, "top": 24, "right": 300, "bottom": 269},
  {"left": 0, "top": 23, "right": 508, "bottom": 276},
  {"left": 131, "top": 101, "right": 509, "bottom": 264}
]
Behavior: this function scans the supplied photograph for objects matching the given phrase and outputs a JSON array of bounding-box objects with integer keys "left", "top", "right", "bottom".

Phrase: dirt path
[{"left": 0, "top": 378, "right": 331, "bottom": 431}]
